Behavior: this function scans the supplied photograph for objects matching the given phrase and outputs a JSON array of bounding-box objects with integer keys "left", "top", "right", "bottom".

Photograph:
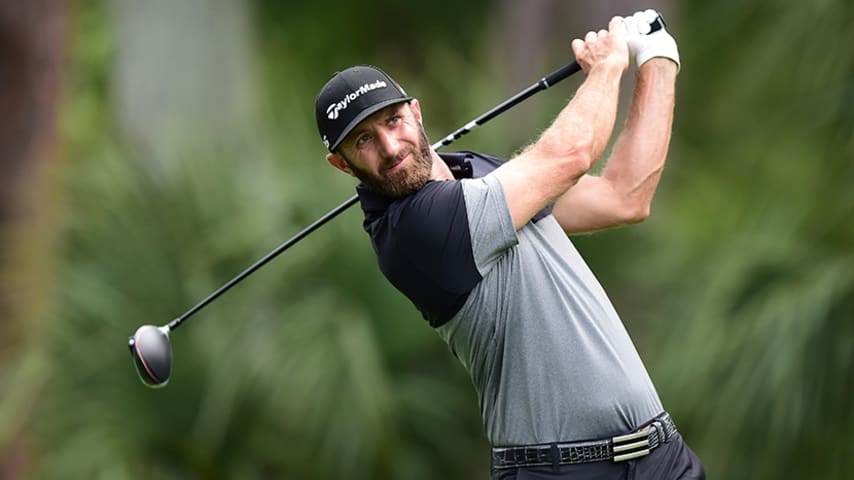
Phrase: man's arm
[
  {"left": 492, "top": 16, "right": 629, "bottom": 230},
  {"left": 552, "top": 58, "right": 678, "bottom": 234}
]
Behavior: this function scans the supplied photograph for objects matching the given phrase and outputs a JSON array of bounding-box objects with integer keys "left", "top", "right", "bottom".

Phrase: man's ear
[
  {"left": 326, "top": 152, "right": 355, "bottom": 177},
  {"left": 409, "top": 98, "right": 423, "bottom": 124}
]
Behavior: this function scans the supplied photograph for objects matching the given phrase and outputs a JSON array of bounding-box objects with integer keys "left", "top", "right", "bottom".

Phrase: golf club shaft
[
  {"left": 166, "top": 197, "right": 358, "bottom": 331},
  {"left": 166, "top": 60, "right": 582, "bottom": 332}
]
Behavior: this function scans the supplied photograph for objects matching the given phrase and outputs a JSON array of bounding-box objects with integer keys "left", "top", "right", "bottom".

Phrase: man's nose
[{"left": 376, "top": 129, "right": 402, "bottom": 157}]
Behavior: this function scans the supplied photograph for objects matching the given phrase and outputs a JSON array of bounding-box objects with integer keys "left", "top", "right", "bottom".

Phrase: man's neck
[{"left": 429, "top": 150, "right": 455, "bottom": 181}]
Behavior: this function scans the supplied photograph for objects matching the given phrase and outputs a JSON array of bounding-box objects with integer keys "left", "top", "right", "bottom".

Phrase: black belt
[{"left": 491, "top": 412, "right": 678, "bottom": 469}]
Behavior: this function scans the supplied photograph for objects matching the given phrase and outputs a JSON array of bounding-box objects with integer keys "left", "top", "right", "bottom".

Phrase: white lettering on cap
[{"left": 326, "top": 80, "right": 388, "bottom": 120}]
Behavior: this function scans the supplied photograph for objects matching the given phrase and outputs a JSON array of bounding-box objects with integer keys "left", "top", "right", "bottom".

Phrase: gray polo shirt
[{"left": 358, "top": 151, "right": 663, "bottom": 447}]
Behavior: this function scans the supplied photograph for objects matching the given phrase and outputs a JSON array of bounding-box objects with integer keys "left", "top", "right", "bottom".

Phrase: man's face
[{"left": 329, "top": 101, "right": 433, "bottom": 198}]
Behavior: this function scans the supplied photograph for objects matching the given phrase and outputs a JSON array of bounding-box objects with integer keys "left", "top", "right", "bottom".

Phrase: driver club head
[{"left": 128, "top": 325, "right": 172, "bottom": 388}]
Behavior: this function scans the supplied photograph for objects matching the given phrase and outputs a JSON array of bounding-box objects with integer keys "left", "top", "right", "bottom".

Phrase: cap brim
[{"left": 328, "top": 97, "right": 413, "bottom": 152}]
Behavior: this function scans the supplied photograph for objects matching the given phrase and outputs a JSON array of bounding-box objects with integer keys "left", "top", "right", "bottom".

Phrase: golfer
[{"left": 315, "top": 10, "right": 704, "bottom": 480}]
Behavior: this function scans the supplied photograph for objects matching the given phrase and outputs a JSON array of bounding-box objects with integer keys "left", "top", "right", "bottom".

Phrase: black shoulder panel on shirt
[{"left": 363, "top": 180, "right": 482, "bottom": 327}]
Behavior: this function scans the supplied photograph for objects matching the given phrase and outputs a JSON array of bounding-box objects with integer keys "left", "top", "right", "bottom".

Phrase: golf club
[{"left": 127, "top": 12, "right": 666, "bottom": 389}]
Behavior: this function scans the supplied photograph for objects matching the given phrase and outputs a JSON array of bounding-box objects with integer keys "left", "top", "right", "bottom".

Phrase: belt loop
[
  {"left": 550, "top": 443, "right": 560, "bottom": 471},
  {"left": 652, "top": 420, "right": 664, "bottom": 446}
]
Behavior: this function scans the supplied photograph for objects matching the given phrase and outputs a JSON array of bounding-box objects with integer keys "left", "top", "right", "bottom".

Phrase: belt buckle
[{"left": 611, "top": 429, "right": 651, "bottom": 462}]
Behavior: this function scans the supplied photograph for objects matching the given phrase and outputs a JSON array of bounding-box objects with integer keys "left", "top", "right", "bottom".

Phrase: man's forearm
[
  {"left": 529, "top": 63, "right": 624, "bottom": 166},
  {"left": 602, "top": 59, "right": 677, "bottom": 209}
]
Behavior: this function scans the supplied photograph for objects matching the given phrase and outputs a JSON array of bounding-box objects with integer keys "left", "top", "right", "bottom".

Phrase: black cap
[{"left": 315, "top": 65, "right": 412, "bottom": 152}]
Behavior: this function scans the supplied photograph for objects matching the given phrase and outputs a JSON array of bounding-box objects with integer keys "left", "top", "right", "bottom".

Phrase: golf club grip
[
  {"left": 543, "top": 62, "right": 582, "bottom": 88},
  {"left": 543, "top": 15, "right": 664, "bottom": 88}
]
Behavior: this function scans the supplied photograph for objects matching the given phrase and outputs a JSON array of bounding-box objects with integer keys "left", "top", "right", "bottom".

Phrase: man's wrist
[
  {"left": 588, "top": 59, "right": 627, "bottom": 82},
  {"left": 638, "top": 57, "right": 679, "bottom": 77}
]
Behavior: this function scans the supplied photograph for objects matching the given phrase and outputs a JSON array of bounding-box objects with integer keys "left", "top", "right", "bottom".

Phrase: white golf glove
[{"left": 624, "top": 9, "right": 680, "bottom": 71}]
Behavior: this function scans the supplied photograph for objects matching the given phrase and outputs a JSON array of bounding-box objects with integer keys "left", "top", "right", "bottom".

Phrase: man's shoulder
[
  {"left": 393, "top": 180, "right": 465, "bottom": 227},
  {"left": 359, "top": 179, "right": 465, "bottom": 239},
  {"left": 363, "top": 179, "right": 480, "bottom": 328}
]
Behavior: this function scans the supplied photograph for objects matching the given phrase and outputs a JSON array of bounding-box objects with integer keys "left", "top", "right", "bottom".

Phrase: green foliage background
[{"left": 1, "top": 0, "right": 851, "bottom": 478}]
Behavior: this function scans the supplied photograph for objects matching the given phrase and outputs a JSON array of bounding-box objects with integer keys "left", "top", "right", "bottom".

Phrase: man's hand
[
  {"left": 624, "top": 9, "right": 680, "bottom": 71},
  {"left": 571, "top": 16, "right": 630, "bottom": 74}
]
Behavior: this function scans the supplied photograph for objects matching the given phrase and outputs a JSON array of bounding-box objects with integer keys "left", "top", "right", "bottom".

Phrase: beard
[{"left": 343, "top": 124, "right": 434, "bottom": 198}]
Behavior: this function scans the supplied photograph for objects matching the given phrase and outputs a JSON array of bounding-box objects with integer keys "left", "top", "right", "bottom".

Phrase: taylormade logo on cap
[{"left": 326, "top": 79, "right": 388, "bottom": 120}]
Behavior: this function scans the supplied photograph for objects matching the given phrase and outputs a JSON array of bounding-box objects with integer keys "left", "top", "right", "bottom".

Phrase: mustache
[{"left": 381, "top": 150, "right": 412, "bottom": 171}]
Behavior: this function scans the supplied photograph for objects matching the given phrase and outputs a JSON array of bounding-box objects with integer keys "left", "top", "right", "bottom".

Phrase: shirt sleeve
[{"left": 461, "top": 174, "right": 519, "bottom": 276}]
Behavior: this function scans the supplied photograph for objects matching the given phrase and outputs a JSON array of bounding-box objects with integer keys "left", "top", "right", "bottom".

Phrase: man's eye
[
  {"left": 389, "top": 115, "right": 401, "bottom": 125},
  {"left": 356, "top": 134, "right": 371, "bottom": 146}
]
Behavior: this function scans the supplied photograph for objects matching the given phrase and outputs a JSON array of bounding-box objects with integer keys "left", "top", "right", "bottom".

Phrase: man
[{"left": 315, "top": 10, "right": 704, "bottom": 480}]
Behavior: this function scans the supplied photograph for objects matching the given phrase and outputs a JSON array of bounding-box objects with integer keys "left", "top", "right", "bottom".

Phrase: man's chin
[{"left": 380, "top": 175, "right": 429, "bottom": 198}]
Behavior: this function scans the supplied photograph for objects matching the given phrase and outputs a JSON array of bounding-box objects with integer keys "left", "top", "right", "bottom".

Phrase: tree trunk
[{"left": 0, "top": 0, "right": 68, "bottom": 477}]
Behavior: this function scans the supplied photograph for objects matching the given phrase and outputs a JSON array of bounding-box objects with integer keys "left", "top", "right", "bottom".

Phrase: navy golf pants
[{"left": 491, "top": 433, "right": 706, "bottom": 480}]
